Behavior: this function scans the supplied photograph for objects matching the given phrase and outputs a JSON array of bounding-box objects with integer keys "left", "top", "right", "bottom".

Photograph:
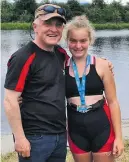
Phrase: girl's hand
[{"left": 113, "top": 138, "right": 124, "bottom": 158}]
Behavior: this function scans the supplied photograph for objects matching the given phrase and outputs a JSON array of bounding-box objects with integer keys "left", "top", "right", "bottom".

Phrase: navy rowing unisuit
[{"left": 65, "top": 56, "right": 115, "bottom": 153}]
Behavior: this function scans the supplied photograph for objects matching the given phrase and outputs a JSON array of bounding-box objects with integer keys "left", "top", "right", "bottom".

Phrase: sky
[
  {"left": 37, "top": 0, "right": 129, "bottom": 5},
  {"left": 8, "top": 0, "right": 129, "bottom": 5}
]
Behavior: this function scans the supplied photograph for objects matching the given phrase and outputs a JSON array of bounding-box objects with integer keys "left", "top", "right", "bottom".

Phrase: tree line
[{"left": 1, "top": 0, "right": 129, "bottom": 23}]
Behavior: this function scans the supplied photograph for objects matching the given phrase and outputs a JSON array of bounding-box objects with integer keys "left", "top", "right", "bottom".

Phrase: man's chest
[{"left": 28, "top": 54, "right": 65, "bottom": 85}]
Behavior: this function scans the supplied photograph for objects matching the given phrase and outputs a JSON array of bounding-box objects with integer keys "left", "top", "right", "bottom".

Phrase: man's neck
[{"left": 33, "top": 40, "right": 54, "bottom": 52}]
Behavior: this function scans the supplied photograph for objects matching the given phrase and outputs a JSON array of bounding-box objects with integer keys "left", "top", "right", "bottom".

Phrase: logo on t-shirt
[{"left": 62, "top": 69, "right": 65, "bottom": 75}]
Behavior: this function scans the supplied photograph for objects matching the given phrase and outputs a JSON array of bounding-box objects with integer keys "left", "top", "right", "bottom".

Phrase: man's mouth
[{"left": 47, "top": 34, "right": 58, "bottom": 37}]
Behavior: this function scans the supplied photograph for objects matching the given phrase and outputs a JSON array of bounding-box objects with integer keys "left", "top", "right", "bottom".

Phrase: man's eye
[
  {"left": 45, "top": 22, "right": 51, "bottom": 25},
  {"left": 56, "top": 22, "right": 63, "bottom": 27},
  {"left": 44, "top": 20, "right": 51, "bottom": 25}
]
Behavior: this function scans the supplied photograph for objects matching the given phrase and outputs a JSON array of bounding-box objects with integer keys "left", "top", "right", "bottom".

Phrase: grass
[
  {"left": 1, "top": 22, "right": 129, "bottom": 30},
  {"left": 93, "top": 23, "right": 129, "bottom": 30},
  {"left": 1, "top": 152, "right": 17, "bottom": 162},
  {"left": 1, "top": 23, "right": 30, "bottom": 30},
  {"left": 1, "top": 140, "right": 129, "bottom": 162}
]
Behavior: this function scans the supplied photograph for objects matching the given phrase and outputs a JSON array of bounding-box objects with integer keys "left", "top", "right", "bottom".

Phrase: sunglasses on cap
[{"left": 40, "top": 5, "right": 66, "bottom": 17}]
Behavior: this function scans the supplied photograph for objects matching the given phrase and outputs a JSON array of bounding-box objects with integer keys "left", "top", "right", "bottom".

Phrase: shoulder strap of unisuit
[
  {"left": 65, "top": 55, "right": 96, "bottom": 67},
  {"left": 91, "top": 55, "right": 96, "bottom": 65}
]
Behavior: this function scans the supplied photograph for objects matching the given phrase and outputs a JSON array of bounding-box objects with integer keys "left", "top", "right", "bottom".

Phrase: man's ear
[
  {"left": 62, "top": 24, "right": 65, "bottom": 29},
  {"left": 32, "top": 22, "right": 37, "bottom": 32}
]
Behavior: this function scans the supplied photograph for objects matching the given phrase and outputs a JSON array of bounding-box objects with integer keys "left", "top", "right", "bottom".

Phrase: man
[
  {"left": 4, "top": 3, "right": 113, "bottom": 162},
  {"left": 4, "top": 4, "right": 69, "bottom": 162}
]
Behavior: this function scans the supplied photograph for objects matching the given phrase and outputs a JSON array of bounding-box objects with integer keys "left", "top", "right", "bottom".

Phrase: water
[{"left": 1, "top": 30, "right": 129, "bottom": 134}]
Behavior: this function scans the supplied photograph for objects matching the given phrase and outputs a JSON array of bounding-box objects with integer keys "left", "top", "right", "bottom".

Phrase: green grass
[
  {"left": 94, "top": 23, "right": 129, "bottom": 30},
  {"left": 1, "top": 23, "right": 31, "bottom": 30},
  {"left": 1, "top": 140, "right": 129, "bottom": 162},
  {"left": 1, "top": 152, "right": 17, "bottom": 162},
  {"left": 1, "top": 22, "right": 129, "bottom": 30}
]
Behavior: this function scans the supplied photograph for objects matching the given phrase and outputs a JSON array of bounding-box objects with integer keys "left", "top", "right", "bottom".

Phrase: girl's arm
[{"left": 99, "top": 59, "right": 124, "bottom": 157}]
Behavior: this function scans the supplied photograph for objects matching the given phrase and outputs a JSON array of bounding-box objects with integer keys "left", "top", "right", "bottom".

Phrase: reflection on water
[{"left": 1, "top": 30, "right": 129, "bottom": 134}]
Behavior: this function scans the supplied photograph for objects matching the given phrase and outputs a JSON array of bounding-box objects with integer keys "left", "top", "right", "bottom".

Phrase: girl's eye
[
  {"left": 80, "top": 39, "right": 87, "bottom": 43},
  {"left": 69, "top": 39, "right": 76, "bottom": 43}
]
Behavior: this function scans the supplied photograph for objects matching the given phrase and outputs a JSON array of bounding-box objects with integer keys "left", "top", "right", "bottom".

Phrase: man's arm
[
  {"left": 4, "top": 48, "right": 36, "bottom": 157},
  {"left": 4, "top": 89, "right": 24, "bottom": 139},
  {"left": 4, "top": 89, "right": 31, "bottom": 157},
  {"left": 101, "top": 57, "right": 114, "bottom": 75}
]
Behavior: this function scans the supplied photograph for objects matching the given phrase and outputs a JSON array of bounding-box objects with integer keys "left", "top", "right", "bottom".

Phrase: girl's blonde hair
[{"left": 64, "top": 15, "right": 95, "bottom": 45}]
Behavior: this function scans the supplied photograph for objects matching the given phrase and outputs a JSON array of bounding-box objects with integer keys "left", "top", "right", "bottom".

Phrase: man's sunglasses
[{"left": 40, "top": 5, "right": 66, "bottom": 17}]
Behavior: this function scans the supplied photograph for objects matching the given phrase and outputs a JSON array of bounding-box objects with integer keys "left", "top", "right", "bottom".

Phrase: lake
[{"left": 1, "top": 30, "right": 129, "bottom": 134}]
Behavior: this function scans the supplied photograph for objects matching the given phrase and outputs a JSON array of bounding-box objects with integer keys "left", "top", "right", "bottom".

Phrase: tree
[
  {"left": 1, "top": 0, "right": 129, "bottom": 23},
  {"left": 112, "top": 10, "right": 121, "bottom": 23},
  {"left": 1, "top": 0, "right": 15, "bottom": 22},
  {"left": 13, "top": 0, "right": 37, "bottom": 21},
  {"left": 102, "top": 6, "right": 114, "bottom": 23},
  {"left": 86, "top": 7, "right": 104, "bottom": 23},
  {"left": 38, "top": 0, "right": 51, "bottom": 6},
  {"left": 67, "top": 0, "right": 84, "bottom": 17},
  {"left": 92, "top": 0, "right": 106, "bottom": 9},
  {"left": 124, "top": 11, "right": 129, "bottom": 23}
]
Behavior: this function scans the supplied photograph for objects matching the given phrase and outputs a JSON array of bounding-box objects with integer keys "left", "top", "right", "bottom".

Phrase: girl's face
[{"left": 67, "top": 28, "right": 90, "bottom": 59}]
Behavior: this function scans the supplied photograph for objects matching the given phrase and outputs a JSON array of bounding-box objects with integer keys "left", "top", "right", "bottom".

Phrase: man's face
[{"left": 34, "top": 17, "right": 64, "bottom": 48}]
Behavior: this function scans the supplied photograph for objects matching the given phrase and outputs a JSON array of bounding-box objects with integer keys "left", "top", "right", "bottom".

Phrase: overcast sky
[
  {"left": 36, "top": 0, "right": 129, "bottom": 5},
  {"left": 8, "top": 0, "right": 129, "bottom": 4}
]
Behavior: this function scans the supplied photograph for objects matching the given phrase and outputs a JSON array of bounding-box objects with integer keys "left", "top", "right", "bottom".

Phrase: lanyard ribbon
[{"left": 71, "top": 55, "right": 91, "bottom": 113}]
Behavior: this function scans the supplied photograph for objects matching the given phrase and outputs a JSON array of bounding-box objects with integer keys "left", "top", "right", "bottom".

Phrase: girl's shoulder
[{"left": 93, "top": 55, "right": 110, "bottom": 68}]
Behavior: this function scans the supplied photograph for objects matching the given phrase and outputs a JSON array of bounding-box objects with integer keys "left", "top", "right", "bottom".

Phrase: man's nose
[{"left": 50, "top": 24, "right": 58, "bottom": 31}]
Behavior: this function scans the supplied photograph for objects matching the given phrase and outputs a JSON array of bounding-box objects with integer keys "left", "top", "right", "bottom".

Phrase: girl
[{"left": 65, "top": 15, "right": 124, "bottom": 162}]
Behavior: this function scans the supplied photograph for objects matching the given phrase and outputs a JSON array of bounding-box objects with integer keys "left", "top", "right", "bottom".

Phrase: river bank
[
  {"left": 1, "top": 22, "right": 129, "bottom": 30},
  {"left": 1, "top": 140, "right": 129, "bottom": 162}
]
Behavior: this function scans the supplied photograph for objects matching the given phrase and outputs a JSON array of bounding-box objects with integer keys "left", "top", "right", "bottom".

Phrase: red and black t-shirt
[{"left": 4, "top": 41, "right": 69, "bottom": 135}]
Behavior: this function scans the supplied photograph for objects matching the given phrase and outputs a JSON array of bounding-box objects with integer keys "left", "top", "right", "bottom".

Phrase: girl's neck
[{"left": 72, "top": 54, "right": 88, "bottom": 65}]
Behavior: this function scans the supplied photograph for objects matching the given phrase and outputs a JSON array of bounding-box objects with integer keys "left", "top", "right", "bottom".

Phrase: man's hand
[
  {"left": 18, "top": 96, "right": 22, "bottom": 104},
  {"left": 4, "top": 89, "right": 30, "bottom": 157},
  {"left": 108, "top": 60, "right": 114, "bottom": 75},
  {"left": 101, "top": 57, "right": 114, "bottom": 75},
  {"left": 15, "top": 137, "right": 31, "bottom": 158}
]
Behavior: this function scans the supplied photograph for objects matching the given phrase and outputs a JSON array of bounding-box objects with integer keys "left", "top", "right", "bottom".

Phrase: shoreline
[
  {"left": 1, "top": 22, "right": 129, "bottom": 30},
  {"left": 121, "top": 119, "right": 129, "bottom": 139},
  {"left": 1, "top": 119, "right": 129, "bottom": 155}
]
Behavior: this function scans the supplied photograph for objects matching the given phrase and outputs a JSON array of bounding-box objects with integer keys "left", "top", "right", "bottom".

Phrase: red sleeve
[
  {"left": 57, "top": 47, "right": 70, "bottom": 67},
  {"left": 4, "top": 53, "right": 36, "bottom": 92}
]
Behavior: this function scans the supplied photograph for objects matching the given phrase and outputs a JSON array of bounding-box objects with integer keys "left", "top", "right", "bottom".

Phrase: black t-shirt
[{"left": 4, "top": 41, "right": 69, "bottom": 135}]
